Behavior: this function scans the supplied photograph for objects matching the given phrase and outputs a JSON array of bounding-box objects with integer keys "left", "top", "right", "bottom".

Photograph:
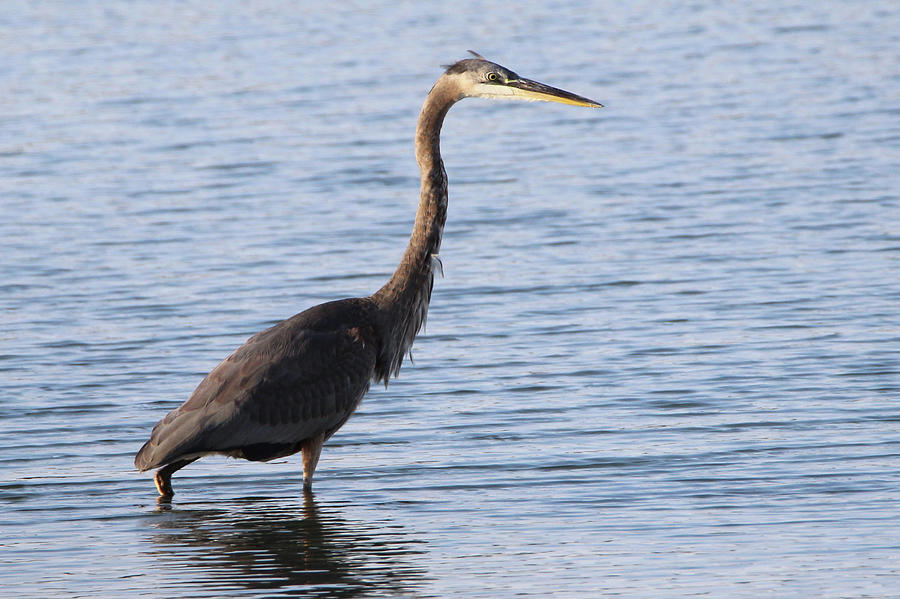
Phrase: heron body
[{"left": 135, "top": 54, "right": 601, "bottom": 498}]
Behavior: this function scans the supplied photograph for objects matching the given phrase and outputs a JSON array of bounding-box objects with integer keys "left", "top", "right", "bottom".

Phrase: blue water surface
[{"left": 1, "top": 2, "right": 898, "bottom": 597}]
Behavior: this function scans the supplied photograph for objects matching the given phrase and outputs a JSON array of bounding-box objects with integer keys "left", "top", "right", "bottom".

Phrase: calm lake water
[{"left": 2, "top": 1, "right": 899, "bottom": 597}]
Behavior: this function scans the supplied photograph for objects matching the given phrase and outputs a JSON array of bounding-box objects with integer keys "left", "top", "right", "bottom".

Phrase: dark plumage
[
  {"left": 135, "top": 299, "right": 379, "bottom": 470},
  {"left": 135, "top": 55, "right": 601, "bottom": 498}
]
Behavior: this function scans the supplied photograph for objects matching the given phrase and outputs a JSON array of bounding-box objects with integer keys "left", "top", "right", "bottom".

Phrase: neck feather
[{"left": 371, "top": 77, "right": 459, "bottom": 382}]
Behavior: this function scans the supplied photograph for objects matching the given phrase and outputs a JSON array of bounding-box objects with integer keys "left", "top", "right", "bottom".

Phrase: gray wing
[{"left": 135, "top": 315, "right": 377, "bottom": 471}]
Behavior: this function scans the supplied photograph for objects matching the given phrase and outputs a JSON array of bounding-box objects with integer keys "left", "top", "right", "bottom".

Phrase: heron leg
[
  {"left": 301, "top": 434, "right": 326, "bottom": 491},
  {"left": 154, "top": 458, "right": 197, "bottom": 499}
]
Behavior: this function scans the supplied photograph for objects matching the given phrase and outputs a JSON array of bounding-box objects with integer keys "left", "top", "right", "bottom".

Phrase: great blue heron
[{"left": 135, "top": 53, "right": 602, "bottom": 498}]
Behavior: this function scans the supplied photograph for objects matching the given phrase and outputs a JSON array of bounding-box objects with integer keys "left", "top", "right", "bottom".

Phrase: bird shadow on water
[{"left": 142, "top": 491, "right": 430, "bottom": 597}]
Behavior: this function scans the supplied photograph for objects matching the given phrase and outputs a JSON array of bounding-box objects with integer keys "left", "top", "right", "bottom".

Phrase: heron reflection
[{"left": 146, "top": 493, "right": 428, "bottom": 597}]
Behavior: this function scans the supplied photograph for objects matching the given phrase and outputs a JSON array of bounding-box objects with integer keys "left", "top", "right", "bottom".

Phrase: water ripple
[{"left": 3, "top": 1, "right": 900, "bottom": 597}]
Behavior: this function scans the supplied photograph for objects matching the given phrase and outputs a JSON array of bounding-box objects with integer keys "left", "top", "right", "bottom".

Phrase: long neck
[{"left": 372, "top": 77, "right": 459, "bottom": 382}]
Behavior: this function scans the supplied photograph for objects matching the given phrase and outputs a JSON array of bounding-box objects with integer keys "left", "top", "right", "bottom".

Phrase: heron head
[{"left": 442, "top": 52, "right": 603, "bottom": 108}]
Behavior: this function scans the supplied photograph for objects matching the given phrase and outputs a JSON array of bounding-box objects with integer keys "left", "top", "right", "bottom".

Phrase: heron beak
[{"left": 506, "top": 78, "right": 603, "bottom": 108}]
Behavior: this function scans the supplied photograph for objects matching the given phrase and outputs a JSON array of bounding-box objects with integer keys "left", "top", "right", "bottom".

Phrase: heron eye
[{"left": 486, "top": 72, "right": 500, "bottom": 82}]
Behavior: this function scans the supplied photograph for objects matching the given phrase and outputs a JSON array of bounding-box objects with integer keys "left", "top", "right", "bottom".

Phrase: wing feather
[{"left": 135, "top": 301, "right": 378, "bottom": 471}]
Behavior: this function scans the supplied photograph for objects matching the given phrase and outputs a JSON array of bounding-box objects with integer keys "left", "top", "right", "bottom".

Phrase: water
[{"left": 2, "top": 1, "right": 899, "bottom": 597}]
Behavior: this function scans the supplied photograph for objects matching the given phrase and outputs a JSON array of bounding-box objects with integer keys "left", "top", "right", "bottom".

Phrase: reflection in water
[{"left": 146, "top": 492, "right": 429, "bottom": 597}]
